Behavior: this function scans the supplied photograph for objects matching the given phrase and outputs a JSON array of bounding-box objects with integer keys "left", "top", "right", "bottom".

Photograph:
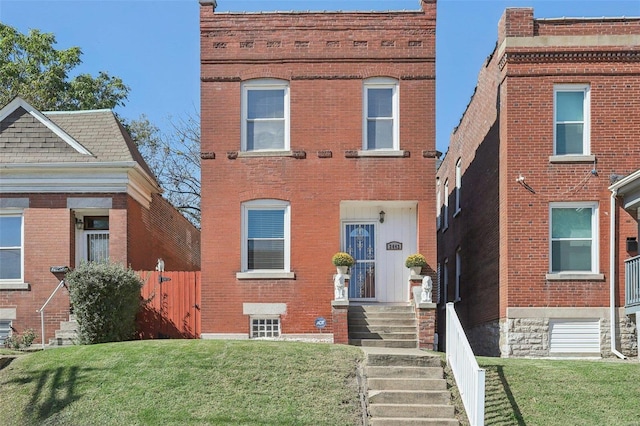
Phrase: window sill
[
  {"left": 236, "top": 272, "right": 296, "bottom": 280},
  {"left": 546, "top": 273, "right": 604, "bottom": 281},
  {"left": 453, "top": 209, "right": 461, "bottom": 218},
  {"left": 0, "top": 282, "right": 30, "bottom": 290},
  {"left": 234, "top": 150, "right": 307, "bottom": 159},
  {"left": 549, "top": 155, "right": 596, "bottom": 164},
  {"left": 352, "top": 150, "right": 408, "bottom": 158}
]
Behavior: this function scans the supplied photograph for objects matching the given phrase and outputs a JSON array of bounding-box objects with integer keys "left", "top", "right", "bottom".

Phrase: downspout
[{"left": 610, "top": 189, "right": 627, "bottom": 359}]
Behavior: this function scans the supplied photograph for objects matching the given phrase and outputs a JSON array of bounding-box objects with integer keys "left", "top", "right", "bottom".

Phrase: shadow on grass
[
  {"left": 5, "top": 365, "right": 100, "bottom": 423},
  {"left": 483, "top": 365, "right": 526, "bottom": 426}
]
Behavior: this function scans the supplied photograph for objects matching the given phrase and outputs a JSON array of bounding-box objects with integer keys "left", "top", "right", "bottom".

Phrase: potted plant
[
  {"left": 332, "top": 252, "right": 355, "bottom": 274},
  {"left": 405, "top": 253, "right": 427, "bottom": 276}
]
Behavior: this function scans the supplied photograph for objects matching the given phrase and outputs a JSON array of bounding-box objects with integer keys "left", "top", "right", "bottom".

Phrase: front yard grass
[
  {"left": 0, "top": 340, "right": 363, "bottom": 425},
  {"left": 479, "top": 356, "right": 640, "bottom": 426}
]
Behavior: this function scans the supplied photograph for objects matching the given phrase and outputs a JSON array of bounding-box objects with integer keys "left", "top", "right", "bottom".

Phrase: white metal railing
[
  {"left": 626, "top": 255, "right": 640, "bottom": 310},
  {"left": 37, "top": 278, "right": 67, "bottom": 349},
  {"left": 446, "top": 302, "right": 485, "bottom": 426}
]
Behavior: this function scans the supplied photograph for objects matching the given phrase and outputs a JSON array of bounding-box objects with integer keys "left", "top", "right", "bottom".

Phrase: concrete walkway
[{"left": 360, "top": 347, "right": 460, "bottom": 426}]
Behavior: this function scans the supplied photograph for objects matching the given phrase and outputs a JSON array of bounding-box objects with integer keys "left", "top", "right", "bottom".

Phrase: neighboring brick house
[
  {"left": 0, "top": 97, "right": 201, "bottom": 346},
  {"left": 199, "top": 1, "right": 437, "bottom": 341},
  {"left": 437, "top": 8, "right": 639, "bottom": 358}
]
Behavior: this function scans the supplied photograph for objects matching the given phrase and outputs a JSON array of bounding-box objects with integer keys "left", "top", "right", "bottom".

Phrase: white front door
[{"left": 341, "top": 203, "right": 417, "bottom": 303}]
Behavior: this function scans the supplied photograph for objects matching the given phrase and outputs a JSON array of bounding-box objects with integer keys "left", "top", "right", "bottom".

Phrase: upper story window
[
  {"left": 436, "top": 177, "right": 441, "bottom": 230},
  {"left": 455, "top": 158, "right": 462, "bottom": 215},
  {"left": 554, "top": 85, "right": 590, "bottom": 156},
  {"left": 455, "top": 247, "right": 461, "bottom": 302},
  {"left": 241, "top": 79, "right": 290, "bottom": 152},
  {"left": 363, "top": 77, "right": 399, "bottom": 150},
  {"left": 549, "top": 202, "right": 598, "bottom": 274},
  {"left": 241, "top": 200, "right": 291, "bottom": 273},
  {"left": 0, "top": 212, "right": 23, "bottom": 283},
  {"left": 443, "top": 179, "right": 449, "bottom": 231}
]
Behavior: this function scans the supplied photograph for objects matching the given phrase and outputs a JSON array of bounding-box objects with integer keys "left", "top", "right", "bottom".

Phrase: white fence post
[{"left": 446, "top": 302, "right": 485, "bottom": 426}]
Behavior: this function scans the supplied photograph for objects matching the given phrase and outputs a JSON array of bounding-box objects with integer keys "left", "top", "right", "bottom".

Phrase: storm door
[{"left": 344, "top": 223, "right": 376, "bottom": 300}]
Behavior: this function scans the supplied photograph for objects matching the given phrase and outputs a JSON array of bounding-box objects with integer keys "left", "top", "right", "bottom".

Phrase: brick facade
[
  {"left": 437, "top": 8, "right": 639, "bottom": 357},
  {"left": 200, "top": 1, "right": 437, "bottom": 340},
  {"left": 1, "top": 100, "right": 201, "bottom": 345}
]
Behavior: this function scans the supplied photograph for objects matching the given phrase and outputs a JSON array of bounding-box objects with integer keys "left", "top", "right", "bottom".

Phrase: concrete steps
[
  {"left": 364, "top": 350, "right": 459, "bottom": 426},
  {"left": 48, "top": 316, "right": 78, "bottom": 347},
  {"left": 348, "top": 304, "right": 418, "bottom": 349}
]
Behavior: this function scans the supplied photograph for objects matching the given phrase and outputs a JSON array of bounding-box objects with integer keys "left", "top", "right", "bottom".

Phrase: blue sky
[{"left": 1, "top": 0, "right": 639, "bottom": 154}]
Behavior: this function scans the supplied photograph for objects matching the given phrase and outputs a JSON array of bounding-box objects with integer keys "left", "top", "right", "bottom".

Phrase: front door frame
[{"left": 342, "top": 221, "right": 378, "bottom": 301}]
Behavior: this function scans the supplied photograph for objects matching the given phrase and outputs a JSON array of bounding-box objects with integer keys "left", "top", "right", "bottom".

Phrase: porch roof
[{"left": 610, "top": 169, "right": 640, "bottom": 214}]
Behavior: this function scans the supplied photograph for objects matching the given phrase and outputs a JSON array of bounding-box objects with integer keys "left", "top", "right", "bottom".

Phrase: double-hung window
[
  {"left": 549, "top": 202, "right": 598, "bottom": 273},
  {"left": 241, "top": 200, "right": 291, "bottom": 274},
  {"left": 363, "top": 78, "right": 399, "bottom": 150},
  {"left": 455, "top": 158, "right": 462, "bottom": 214},
  {"left": 242, "top": 79, "right": 290, "bottom": 152},
  {"left": 0, "top": 212, "right": 23, "bottom": 284},
  {"left": 443, "top": 179, "right": 449, "bottom": 230},
  {"left": 436, "top": 178, "right": 441, "bottom": 230},
  {"left": 554, "top": 85, "right": 590, "bottom": 156}
]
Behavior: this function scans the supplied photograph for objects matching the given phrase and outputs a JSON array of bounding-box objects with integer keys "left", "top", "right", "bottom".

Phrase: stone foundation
[
  {"left": 496, "top": 307, "right": 638, "bottom": 358},
  {"left": 466, "top": 320, "right": 501, "bottom": 357}
]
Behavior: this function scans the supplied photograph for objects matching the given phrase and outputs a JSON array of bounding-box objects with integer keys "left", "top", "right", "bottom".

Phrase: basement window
[{"left": 250, "top": 317, "right": 280, "bottom": 338}]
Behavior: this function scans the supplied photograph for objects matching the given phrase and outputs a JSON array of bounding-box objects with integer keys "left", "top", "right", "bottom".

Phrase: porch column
[
  {"left": 331, "top": 299, "right": 349, "bottom": 344},
  {"left": 412, "top": 280, "right": 437, "bottom": 350}
]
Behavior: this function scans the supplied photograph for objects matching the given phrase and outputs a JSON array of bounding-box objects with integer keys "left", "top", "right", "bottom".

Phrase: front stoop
[
  {"left": 364, "top": 349, "right": 459, "bottom": 426},
  {"left": 349, "top": 305, "right": 418, "bottom": 349},
  {"left": 48, "top": 315, "right": 78, "bottom": 347}
]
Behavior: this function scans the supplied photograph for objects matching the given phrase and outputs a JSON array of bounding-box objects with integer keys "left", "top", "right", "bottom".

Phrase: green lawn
[
  {"left": 0, "top": 340, "right": 363, "bottom": 426},
  {"left": 479, "top": 357, "right": 640, "bottom": 426}
]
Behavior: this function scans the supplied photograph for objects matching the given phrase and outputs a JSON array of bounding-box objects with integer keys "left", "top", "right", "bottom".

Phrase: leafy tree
[
  {"left": 0, "top": 23, "right": 129, "bottom": 110},
  {"left": 1, "top": 24, "right": 202, "bottom": 227},
  {"left": 129, "top": 113, "right": 202, "bottom": 228}
]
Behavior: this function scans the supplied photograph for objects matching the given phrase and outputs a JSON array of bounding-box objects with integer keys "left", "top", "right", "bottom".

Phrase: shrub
[
  {"left": 66, "top": 261, "right": 143, "bottom": 345},
  {"left": 3, "top": 328, "right": 37, "bottom": 350}
]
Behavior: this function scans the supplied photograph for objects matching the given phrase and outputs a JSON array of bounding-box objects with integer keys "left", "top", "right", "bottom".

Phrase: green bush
[
  {"left": 66, "top": 262, "right": 143, "bottom": 345},
  {"left": 3, "top": 328, "right": 37, "bottom": 350}
]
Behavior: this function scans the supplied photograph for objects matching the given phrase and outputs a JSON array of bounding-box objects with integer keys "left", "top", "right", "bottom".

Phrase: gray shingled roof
[{"left": 0, "top": 104, "right": 157, "bottom": 183}]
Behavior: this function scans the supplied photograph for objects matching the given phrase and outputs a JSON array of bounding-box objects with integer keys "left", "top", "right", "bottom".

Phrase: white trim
[
  {"left": 241, "top": 199, "right": 291, "bottom": 273},
  {"left": 236, "top": 272, "right": 295, "bottom": 280},
  {"left": 436, "top": 177, "right": 441, "bottom": 230},
  {"left": 0, "top": 210, "right": 24, "bottom": 285},
  {"left": 0, "top": 162, "right": 159, "bottom": 208},
  {"left": 455, "top": 158, "right": 462, "bottom": 214},
  {"left": 443, "top": 179, "right": 449, "bottom": 231},
  {"left": 553, "top": 84, "right": 590, "bottom": 156},
  {"left": 549, "top": 201, "right": 599, "bottom": 274},
  {"left": 241, "top": 79, "right": 290, "bottom": 152},
  {"left": 363, "top": 77, "right": 400, "bottom": 151},
  {"left": 0, "top": 97, "right": 93, "bottom": 155}
]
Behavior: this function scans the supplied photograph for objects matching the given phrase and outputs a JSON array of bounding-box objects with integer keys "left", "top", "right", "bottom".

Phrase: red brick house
[
  {"left": 199, "top": 1, "right": 437, "bottom": 341},
  {"left": 437, "top": 8, "right": 639, "bottom": 358},
  {"left": 0, "top": 97, "right": 201, "bottom": 346}
]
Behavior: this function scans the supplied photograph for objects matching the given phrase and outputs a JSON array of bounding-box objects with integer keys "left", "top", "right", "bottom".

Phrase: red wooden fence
[{"left": 136, "top": 271, "right": 201, "bottom": 339}]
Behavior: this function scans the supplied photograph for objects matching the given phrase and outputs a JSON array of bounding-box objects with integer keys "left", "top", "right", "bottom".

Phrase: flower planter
[
  {"left": 409, "top": 266, "right": 422, "bottom": 276},
  {"left": 336, "top": 266, "right": 349, "bottom": 275}
]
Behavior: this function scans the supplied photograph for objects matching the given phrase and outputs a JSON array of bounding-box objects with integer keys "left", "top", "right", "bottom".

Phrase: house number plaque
[{"left": 386, "top": 241, "right": 402, "bottom": 251}]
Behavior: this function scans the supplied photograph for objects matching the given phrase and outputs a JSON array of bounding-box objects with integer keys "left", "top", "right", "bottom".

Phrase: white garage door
[{"left": 549, "top": 319, "right": 600, "bottom": 355}]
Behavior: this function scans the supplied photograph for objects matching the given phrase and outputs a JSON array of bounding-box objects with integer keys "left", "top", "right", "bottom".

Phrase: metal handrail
[{"left": 37, "top": 279, "right": 66, "bottom": 349}]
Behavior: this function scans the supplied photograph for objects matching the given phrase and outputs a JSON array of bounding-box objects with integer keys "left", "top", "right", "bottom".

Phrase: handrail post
[{"left": 37, "top": 279, "right": 67, "bottom": 349}]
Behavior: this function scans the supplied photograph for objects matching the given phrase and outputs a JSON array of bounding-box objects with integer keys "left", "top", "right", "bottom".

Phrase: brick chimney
[{"left": 498, "top": 8, "right": 534, "bottom": 45}]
